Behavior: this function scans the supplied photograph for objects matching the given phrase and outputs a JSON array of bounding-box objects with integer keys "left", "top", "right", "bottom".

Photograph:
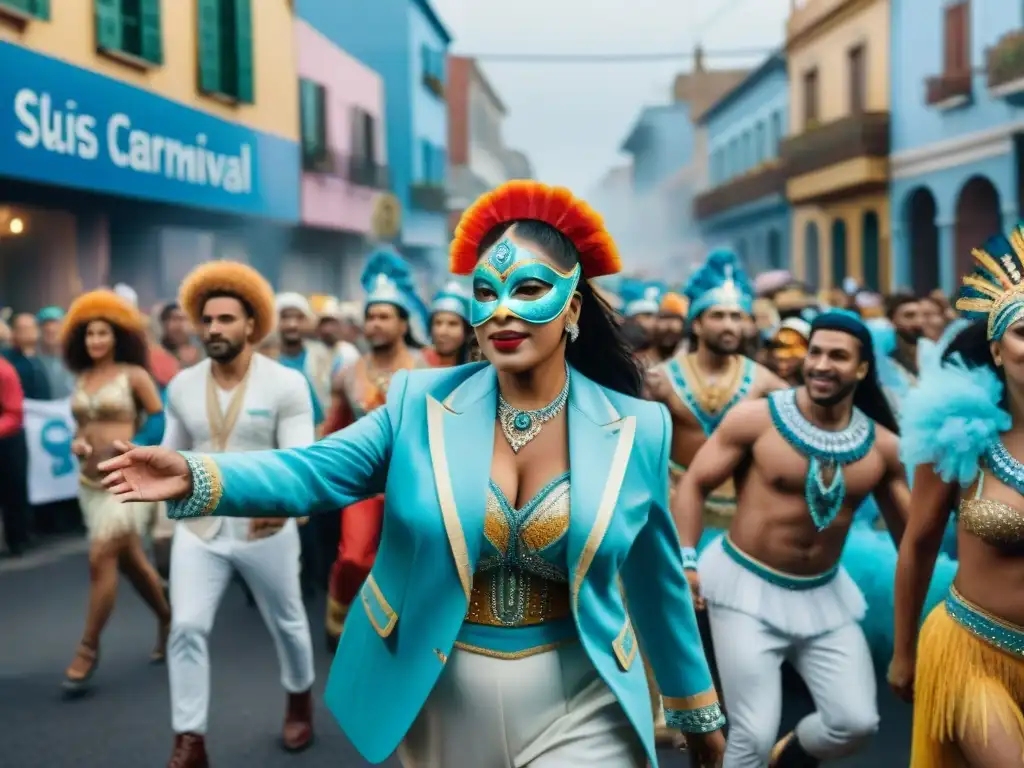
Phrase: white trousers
[
  {"left": 709, "top": 607, "right": 879, "bottom": 767},
  {"left": 167, "top": 521, "right": 315, "bottom": 734},
  {"left": 398, "top": 644, "right": 645, "bottom": 768}
]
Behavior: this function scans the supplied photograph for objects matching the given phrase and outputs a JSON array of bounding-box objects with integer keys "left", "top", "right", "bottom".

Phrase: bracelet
[{"left": 681, "top": 546, "right": 698, "bottom": 571}]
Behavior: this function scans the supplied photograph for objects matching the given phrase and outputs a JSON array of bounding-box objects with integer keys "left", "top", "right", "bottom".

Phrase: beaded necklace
[
  {"left": 497, "top": 368, "right": 571, "bottom": 454},
  {"left": 667, "top": 355, "right": 755, "bottom": 437},
  {"left": 768, "top": 389, "right": 875, "bottom": 531},
  {"left": 983, "top": 438, "right": 1024, "bottom": 494}
]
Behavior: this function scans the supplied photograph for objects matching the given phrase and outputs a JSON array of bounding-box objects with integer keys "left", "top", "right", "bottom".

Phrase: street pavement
[{"left": 1, "top": 540, "right": 912, "bottom": 767}]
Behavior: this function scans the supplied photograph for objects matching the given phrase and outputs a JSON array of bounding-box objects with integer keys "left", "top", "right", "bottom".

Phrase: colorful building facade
[
  {"left": 784, "top": 0, "right": 892, "bottom": 292},
  {"left": 889, "top": 0, "right": 1023, "bottom": 294},
  {"left": 287, "top": 18, "right": 387, "bottom": 297},
  {"left": 0, "top": 0, "right": 301, "bottom": 309},
  {"left": 296, "top": 0, "right": 451, "bottom": 280},
  {"left": 695, "top": 53, "right": 790, "bottom": 273}
]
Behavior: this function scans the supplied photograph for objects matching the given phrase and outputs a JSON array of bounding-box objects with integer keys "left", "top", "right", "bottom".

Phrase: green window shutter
[
  {"left": 3, "top": 0, "right": 33, "bottom": 14},
  {"left": 299, "top": 80, "right": 316, "bottom": 153},
  {"left": 34, "top": 0, "right": 49, "bottom": 19},
  {"left": 196, "top": 0, "right": 222, "bottom": 95},
  {"left": 420, "top": 141, "right": 431, "bottom": 183},
  {"left": 94, "top": 0, "right": 123, "bottom": 52},
  {"left": 139, "top": 0, "right": 162, "bottom": 64},
  {"left": 233, "top": 0, "right": 254, "bottom": 102}
]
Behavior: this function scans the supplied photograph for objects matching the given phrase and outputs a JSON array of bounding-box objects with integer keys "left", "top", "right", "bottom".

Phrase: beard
[
  {"left": 704, "top": 335, "right": 740, "bottom": 357},
  {"left": 897, "top": 327, "right": 922, "bottom": 344},
  {"left": 204, "top": 337, "right": 245, "bottom": 362},
  {"left": 806, "top": 375, "right": 858, "bottom": 407}
]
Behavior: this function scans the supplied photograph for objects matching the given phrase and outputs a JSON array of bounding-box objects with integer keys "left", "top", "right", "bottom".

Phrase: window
[
  {"left": 729, "top": 138, "right": 739, "bottom": 179},
  {"left": 94, "top": 0, "right": 162, "bottom": 64},
  {"left": 197, "top": 0, "right": 254, "bottom": 103},
  {"left": 1, "top": 0, "right": 49, "bottom": 20},
  {"left": 848, "top": 45, "right": 866, "bottom": 113},
  {"left": 754, "top": 122, "right": 765, "bottom": 165},
  {"left": 803, "top": 68, "right": 819, "bottom": 126},
  {"left": 742, "top": 131, "right": 751, "bottom": 172},
  {"left": 351, "top": 108, "right": 377, "bottom": 162},
  {"left": 421, "top": 45, "right": 445, "bottom": 97},
  {"left": 771, "top": 111, "right": 783, "bottom": 156},
  {"left": 299, "top": 79, "right": 327, "bottom": 169},
  {"left": 420, "top": 142, "right": 446, "bottom": 185},
  {"left": 943, "top": 1, "right": 970, "bottom": 74}
]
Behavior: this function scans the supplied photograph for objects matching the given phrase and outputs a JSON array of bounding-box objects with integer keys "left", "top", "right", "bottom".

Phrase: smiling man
[{"left": 674, "top": 309, "right": 908, "bottom": 768}]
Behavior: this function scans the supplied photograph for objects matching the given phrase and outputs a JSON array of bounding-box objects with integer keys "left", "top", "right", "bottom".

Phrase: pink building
[{"left": 296, "top": 19, "right": 387, "bottom": 235}]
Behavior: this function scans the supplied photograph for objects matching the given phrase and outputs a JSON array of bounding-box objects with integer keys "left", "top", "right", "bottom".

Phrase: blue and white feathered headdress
[
  {"left": 683, "top": 250, "right": 754, "bottom": 323},
  {"left": 360, "top": 247, "right": 429, "bottom": 343},
  {"left": 620, "top": 279, "right": 665, "bottom": 317},
  {"left": 430, "top": 280, "right": 471, "bottom": 323},
  {"left": 957, "top": 225, "right": 1024, "bottom": 340}
]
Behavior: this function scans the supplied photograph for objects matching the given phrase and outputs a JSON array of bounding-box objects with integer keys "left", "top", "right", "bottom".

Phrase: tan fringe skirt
[
  {"left": 79, "top": 476, "right": 153, "bottom": 542},
  {"left": 911, "top": 587, "right": 1024, "bottom": 766}
]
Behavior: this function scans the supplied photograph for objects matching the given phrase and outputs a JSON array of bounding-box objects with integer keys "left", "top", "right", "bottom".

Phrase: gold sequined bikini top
[
  {"left": 959, "top": 473, "right": 1024, "bottom": 548},
  {"left": 71, "top": 372, "right": 137, "bottom": 424}
]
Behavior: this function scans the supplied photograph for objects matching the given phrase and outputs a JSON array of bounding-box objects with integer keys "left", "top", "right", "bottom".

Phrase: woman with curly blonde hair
[{"left": 61, "top": 290, "right": 170, "bottom": 696}]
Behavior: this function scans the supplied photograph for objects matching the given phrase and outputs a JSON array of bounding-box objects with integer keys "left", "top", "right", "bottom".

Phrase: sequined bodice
[
  {"left": 465, "top": 473, "right": 571, "bottom": 628},
  {"left": 959, "top": 494, "right": 1024, "bottom": 549},
  {"left": 71, "top": 373, "right": 136, "bottom": 424}
]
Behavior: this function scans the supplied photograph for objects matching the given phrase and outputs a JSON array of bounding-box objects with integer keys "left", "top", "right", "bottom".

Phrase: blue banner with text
[{"left": 0, "top": 42, "right": 300, "bottom": 221}]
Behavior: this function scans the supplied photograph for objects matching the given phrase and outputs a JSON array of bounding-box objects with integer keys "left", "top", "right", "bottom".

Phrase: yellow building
[
  {"left": 784, "top": 0, "right": 891, "bottom": 292},
  {"left": 0, "top": 0, "right": 300, "bottom": 309}
]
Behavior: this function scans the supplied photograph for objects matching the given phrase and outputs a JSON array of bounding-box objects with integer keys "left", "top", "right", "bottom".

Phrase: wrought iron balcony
[
  {"left": 693, "top": 163, "right": 786, "bottom": 221},
  {"left": 988, "top": 30, "right": 1024, "bottom": 104},
  {"left": 924, "top": 72, "right": 972, "bottom": 109},
  {"left": 348, "top": 156, "right": 389, "bottom": 189},
  {"left": 410, "top": 183, "right": 448, "bottom": 212},
  {"left": 780, "top": 112, "right": 889, "bottom": 179}
]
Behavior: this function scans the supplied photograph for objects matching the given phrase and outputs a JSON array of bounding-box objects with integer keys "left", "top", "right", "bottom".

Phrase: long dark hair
[
  {"left": 477, "top": 219, "right": 644, "bottom": 397},
  {"left": 855, "top": 362, "right": 899, "bottom": 435},
  {"left": 942, "top": 319, "right": 1007, "bottom": 408},
  {"left": 64, "top": 319, "right": 150, "bottom": 374}
]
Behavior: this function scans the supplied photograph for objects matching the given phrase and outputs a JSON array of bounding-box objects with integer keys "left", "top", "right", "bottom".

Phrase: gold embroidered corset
[
  {"left": 959, "top": 474, "right": 1024, "bottom": 550},
  {"left": 71, "top": 373, "right": 137, "bottom": 424},
  {"left": 466, "top": 472, "right": 572, "bottom": 627}
]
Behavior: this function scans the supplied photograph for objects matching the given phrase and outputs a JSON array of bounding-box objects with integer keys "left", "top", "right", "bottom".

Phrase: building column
[{"left": 936, "top": 217, "right": 955, "bottom": 297}]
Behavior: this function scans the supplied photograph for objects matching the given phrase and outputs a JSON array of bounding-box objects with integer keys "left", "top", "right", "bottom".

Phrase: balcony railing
[
  {"left": 348, "top": 156, "right": 389, "bottom": 189},
  {"left": 988, "top": 30, "right": 1024, "bottom": 103},
  {"left": 693, "top": 163, "right": 786, "bottom": 221},
  {"left": 410, "top": 183, "right": 448, "bottom": 212},
  {"left": 925, "top": 72, "right": 973, "bottom": 109},
  {"left": 781, "top": 112, "right": 889, "bottom": 179}
]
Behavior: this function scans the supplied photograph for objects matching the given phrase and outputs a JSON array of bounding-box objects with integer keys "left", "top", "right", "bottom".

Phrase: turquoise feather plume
[{"left": 683, "top": 249, "right": 753, "bottom": 304}]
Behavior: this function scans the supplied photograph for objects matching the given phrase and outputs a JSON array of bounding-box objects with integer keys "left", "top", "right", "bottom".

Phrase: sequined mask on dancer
[{"left": 470, "top": 238, "right": 581, "bottom": 327}]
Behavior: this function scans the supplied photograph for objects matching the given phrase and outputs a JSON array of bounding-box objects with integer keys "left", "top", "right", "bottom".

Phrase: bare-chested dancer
[{"left": 674, "top": 309, "right": 908, "bottom": 767}]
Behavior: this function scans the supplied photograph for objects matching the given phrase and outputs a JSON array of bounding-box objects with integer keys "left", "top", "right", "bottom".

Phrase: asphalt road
[{"left": 0, "top": 539, "right": 912, "bottom": 767}]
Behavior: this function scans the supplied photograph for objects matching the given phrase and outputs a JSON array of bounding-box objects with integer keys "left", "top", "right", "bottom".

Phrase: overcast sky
[{"left": 431, "top": 0, "right": 792, "bottom": 194}]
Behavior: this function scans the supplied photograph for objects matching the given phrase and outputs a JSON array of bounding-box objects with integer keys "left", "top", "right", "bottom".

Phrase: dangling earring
[{"left": 566, "top": 321, "right": 580, "bottom": 343}]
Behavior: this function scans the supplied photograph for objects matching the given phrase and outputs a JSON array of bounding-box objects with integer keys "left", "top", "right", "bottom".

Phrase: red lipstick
[{"left": 490, "top": 331, "right": 527, "bottom": 352}]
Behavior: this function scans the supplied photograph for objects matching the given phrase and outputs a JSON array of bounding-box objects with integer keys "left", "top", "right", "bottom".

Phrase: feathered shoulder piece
[
  {"left": 899, "top": 355, "right": 1011, "bottom": 485},
  {"left": 449, "top": 181, "right": 621, "bottom": 278}
]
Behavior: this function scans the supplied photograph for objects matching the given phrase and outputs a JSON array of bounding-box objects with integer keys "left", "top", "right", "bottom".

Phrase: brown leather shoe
[
  {"left": 282, "top": 690, "right": 314, "bottom": 752},
  {"left": 168, "top": 733, "right": 208, "bottom": 768}
]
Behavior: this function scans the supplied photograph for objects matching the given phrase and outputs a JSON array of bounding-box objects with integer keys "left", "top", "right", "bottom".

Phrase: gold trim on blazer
[
  {"left": 360, "top": 573, "right": 398, "bottom": 638},
  {"left": 613, "top": 615, "right": 639, "bottom": 671},
  {"left": 571, "top": 415, "right": 636, "bottom": 611},
  {"left": 426, "top": 396, "right": 473, "bottom": 601},
  {"left": 663, "top": 688, "right": 720, "bottom": 711}
]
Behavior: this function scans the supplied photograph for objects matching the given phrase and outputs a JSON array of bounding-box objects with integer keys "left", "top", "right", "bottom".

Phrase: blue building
[
  {"left": 298, "top": 0, "right": 451, "bottom": 277},
  {"left": 890, "top": 1, "right": 1024, "bottom": 294},
  {"left": 693, "top": 54, "right": 790, "bottom": 273},
  {"left": 621, "top": 105, "right": 694, "bottom": 194}
]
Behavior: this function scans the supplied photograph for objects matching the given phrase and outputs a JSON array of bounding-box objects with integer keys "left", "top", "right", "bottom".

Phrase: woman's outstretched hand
[{"left": 98, "top": 440, "right": 192, "bottom": 503}]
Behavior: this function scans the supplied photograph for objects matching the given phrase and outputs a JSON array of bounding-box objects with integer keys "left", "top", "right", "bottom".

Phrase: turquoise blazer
[{"left": 171, "top": 363, "right": 721, "bottom": 765}]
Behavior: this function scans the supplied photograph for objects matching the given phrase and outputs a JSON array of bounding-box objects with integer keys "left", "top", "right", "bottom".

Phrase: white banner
[{"left": 23, "top": 398, "right": 80, "bottom": 505}]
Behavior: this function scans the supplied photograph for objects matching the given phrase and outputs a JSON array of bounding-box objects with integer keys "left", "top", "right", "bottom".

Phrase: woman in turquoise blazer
[{"left": 99, "top": 182, "right": 726, "bottom": 768}]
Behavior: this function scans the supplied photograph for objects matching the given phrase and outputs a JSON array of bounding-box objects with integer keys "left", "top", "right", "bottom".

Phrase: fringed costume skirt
[
  {"left": 911, "top": 586, "right": 1024, "bottom": 767},
  {"left": 79, "top": 476, "right": 152, "bottom": 542}
]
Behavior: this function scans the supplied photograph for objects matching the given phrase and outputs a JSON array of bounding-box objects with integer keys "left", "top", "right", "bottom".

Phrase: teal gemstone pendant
[
  {"left": 805, "top": 457, "right": 845, "bottom": 531},
  {"left": 513, "top": 412, "right": 532, "bottom": 431}
]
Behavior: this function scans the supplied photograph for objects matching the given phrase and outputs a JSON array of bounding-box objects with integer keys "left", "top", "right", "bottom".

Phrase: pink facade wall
[{"left": 296, "top": 20, "right": 386, "bottom": 234}]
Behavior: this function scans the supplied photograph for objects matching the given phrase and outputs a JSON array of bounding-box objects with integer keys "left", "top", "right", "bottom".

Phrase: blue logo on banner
[
  {"left": 0, "top": 41, "right": 300, "bottom": 221},
  {"left": 40, "top": 417, "right": 74, "bottom": 477}
]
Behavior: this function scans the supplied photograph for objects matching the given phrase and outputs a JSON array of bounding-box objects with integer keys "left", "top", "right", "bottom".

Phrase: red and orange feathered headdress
[
  {"left": 60, "top": 290, "right": 146, "bottom": 346},
  {"left": 450, "top": 181, "right": 622, "bottom": 278}
]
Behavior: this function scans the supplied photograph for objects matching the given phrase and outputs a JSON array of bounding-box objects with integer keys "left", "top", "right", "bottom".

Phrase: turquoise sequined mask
[{"left": 470, "top": 238, "right": 581, "bottom": 327}]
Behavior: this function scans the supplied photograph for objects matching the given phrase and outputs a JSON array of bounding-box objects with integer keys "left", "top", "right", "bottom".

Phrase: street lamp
[{"left": 9, "top": 217, "right": 23, "bottom": 235}]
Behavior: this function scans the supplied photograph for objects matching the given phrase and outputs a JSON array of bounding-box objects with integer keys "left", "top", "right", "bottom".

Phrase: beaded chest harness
[
  {"left": 667, "top": 355, "right": 755, "bottom": 437},
  {"left": 768, "top": 389, "right": 875, "bottom": 531}
]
